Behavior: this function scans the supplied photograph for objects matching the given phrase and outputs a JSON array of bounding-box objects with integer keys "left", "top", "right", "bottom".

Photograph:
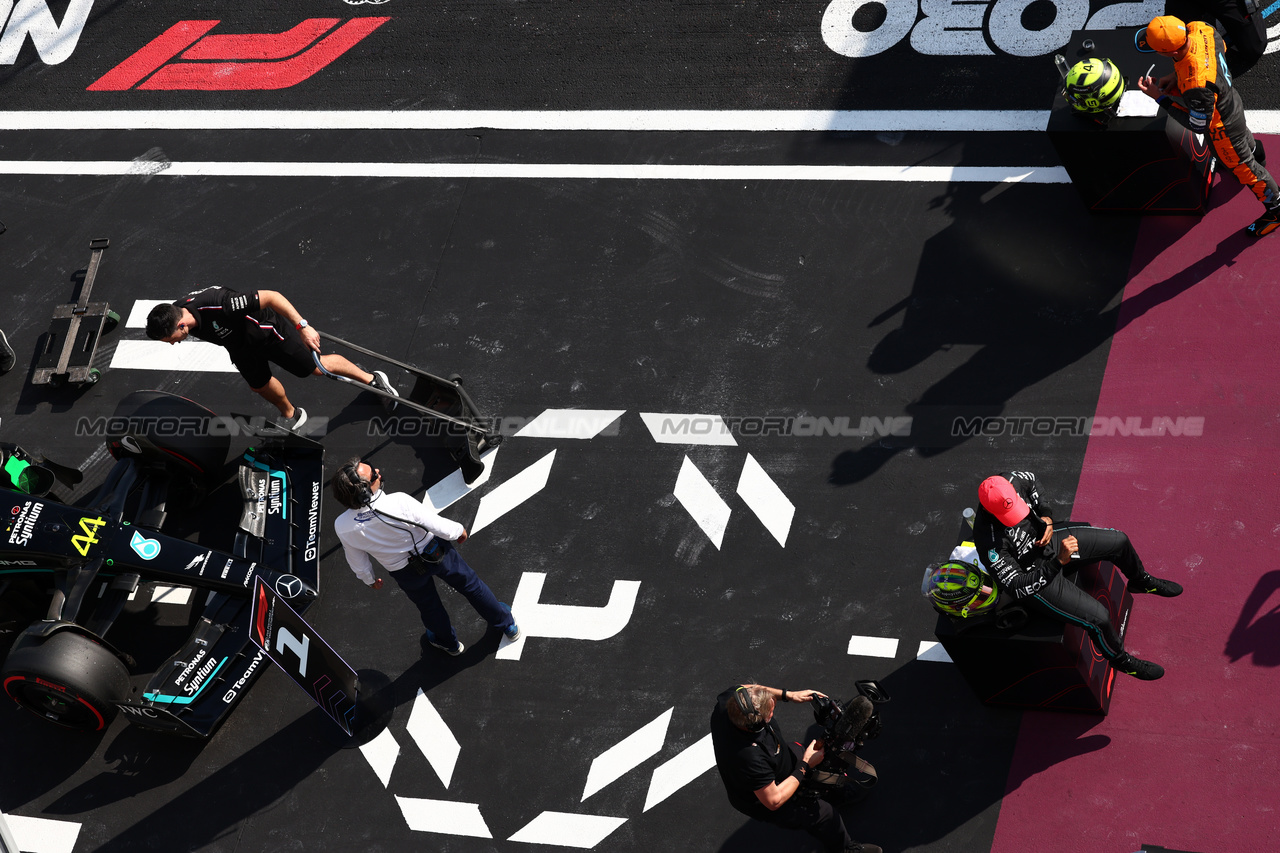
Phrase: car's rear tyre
[{"left": 2, "top": 630, "right": 130, "bottom": 732}]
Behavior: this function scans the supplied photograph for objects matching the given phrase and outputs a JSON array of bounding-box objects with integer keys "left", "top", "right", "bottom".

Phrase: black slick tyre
[{"left": 2, "top": 630, "right": 130, "bottom": 732}]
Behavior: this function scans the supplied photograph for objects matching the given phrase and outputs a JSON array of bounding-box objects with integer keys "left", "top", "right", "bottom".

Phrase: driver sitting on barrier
[{"left": 971, "top": 471, "right": 1183, "bottom": 681}]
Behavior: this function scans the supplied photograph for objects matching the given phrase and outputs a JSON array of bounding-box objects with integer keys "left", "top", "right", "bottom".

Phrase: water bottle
[
  {"left": 1054, "top": 54, "right": 1069, "bottom": 81},
  {"left": 962, "top": 507, "right": 975, "bottom": 529}
]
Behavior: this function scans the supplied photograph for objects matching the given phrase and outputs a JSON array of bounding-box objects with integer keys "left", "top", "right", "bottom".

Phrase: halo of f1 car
[{"left": 1, "top": 391, "right": 324, "bottom": 737}]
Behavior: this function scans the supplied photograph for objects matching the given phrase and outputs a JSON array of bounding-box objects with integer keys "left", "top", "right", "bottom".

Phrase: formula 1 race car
[{"left": 0, "top": 391, "right": 324, "bottom": 737}]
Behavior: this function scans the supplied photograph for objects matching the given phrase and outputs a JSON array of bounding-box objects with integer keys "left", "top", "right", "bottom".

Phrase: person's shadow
[
  {"left": 1225, "top": 570, "right": 1280, "bottom": 667},
  {"left": 830, "top": 182, "right": 1250, "bottom": 487},
  {"left": 716, "top": 661, "right": 1110, "bottom": 852}
]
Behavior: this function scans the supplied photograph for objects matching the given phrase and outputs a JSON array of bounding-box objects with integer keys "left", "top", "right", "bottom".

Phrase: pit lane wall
[{"left": 1, "top": 1, "right": 1277, "bottom": 112}]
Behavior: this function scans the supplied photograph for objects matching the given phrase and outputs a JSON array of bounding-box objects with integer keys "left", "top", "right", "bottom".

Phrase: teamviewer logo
[{"left": 88, "top": 17, "right": 390, "bottom": 91}]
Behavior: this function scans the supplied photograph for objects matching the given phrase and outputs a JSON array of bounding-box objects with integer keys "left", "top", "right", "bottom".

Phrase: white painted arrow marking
[
  {"left": 394, "top": 798, "right": 492, "bottom": 839},
  {"left": 917, "top": 641, "right": 954, "bottom": 663},
  {"left": 470, "top": 450, "right": 555, "bottom": 534},
  {"left": 406, "top": 689, "right": 462, "bottom": 788},
  {"left": 507, "top": 812, "right": 627, "bottom": 848},
  {"left": 582, "top": 708, "right": 673, "bottom": 801},
  {"left": 358, "top": 727, "right": 400, "bottom": 788},
  {"left": 515, "top": 409, "right": 625, "bottom": 440},
  {"left": 643, "top": 734, "right": 716, "bottom": 812},
  {"left": 673, "top": 456, "right": 731, "bottom": 549},
  {"left": 736, "top": 453, "right": 795, "bottom": 547},
  {"left": 639, "top": 412, "right": 737, "bottom": 446},
  {"left": 2, "top": 814, "right": 81, "bottom": 853},
  {"left": 496, "top": 572, "right": 641, "bottom": 661}
]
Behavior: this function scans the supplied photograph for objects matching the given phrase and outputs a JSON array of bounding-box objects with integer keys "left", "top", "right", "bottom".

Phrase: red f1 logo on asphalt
[{"left": 88, "top": 17, "right": 389, "bottom": 91}]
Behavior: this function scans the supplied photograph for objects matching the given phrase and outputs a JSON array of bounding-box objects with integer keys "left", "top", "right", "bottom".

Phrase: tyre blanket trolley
[
  {"left": 312, "top": 331, "right": 503, "bottom": 483},
  {"left": 32, "top": 238, "right": 121, "bottom": 387}
]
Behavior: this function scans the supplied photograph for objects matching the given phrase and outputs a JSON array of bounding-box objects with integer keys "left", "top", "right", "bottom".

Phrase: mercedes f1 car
[{"left": 1, "top": 391, "right": 323, "bottom": 736}]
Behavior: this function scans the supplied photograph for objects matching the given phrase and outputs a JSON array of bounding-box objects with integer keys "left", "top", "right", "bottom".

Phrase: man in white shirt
[{"left": 332, "top": 458, "right": 519, "bottom": 655}]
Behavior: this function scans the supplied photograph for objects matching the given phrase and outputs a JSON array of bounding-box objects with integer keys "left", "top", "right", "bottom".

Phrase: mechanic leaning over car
[
  {"left": 145, "top": 286, "right": 399, "bottom": 432},
  {"left": 331, "top": 458, "right": 520, "bottom": 657},
  {"left": 974, "top": 471, "right": 1183, "bottom": 681}
]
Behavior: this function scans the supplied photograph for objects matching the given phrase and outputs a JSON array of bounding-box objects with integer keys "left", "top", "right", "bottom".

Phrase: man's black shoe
[
  {"left": 0, "top": 329, "right": 15, "bottom": 374},
  {"left": 1112, "top": 653, "right": 1164, "bottom": 681},
  {"left": 277, "top": 407, "right": 308, "bottom": 433},
  {"left": 1128, "top": 574, "right": 1182, "bottom": 597},
  {"left": 1246, "top": 205, "right": 1280, "bottom": 238},
  {"left": 845, "top": 844, "right": 883, "bottom": 853}
]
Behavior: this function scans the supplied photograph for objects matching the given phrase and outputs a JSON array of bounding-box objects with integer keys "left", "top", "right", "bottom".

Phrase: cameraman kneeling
[{"left": 709, "top": 684, "right": 881, "bottom": 853}]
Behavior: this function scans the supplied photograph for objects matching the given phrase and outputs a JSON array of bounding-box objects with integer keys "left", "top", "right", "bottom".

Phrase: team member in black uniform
[
  {"left": 709, "top": 684, "right": 881, "bottom": 853},
  {"left": 146, "top": 287, "right": 397, "bottom": 430},
  {"left": 974, "top": 472, "right": 1183, "bottom": 681}
]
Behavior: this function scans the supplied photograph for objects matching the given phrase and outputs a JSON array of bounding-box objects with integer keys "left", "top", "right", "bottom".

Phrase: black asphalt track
[{"left": 0, "top": 3, "right": 1272, "bottom": 852}]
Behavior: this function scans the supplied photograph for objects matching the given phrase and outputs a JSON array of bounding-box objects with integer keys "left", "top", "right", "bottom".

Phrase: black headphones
[
  {"left": 339, "top": 461, "right": 375, "bottom": 508},
  {"left": 734, "top": 686, "right": 766, "bottom": 734}
]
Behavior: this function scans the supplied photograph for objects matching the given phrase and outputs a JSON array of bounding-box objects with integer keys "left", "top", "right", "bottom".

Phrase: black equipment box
[
  {"left": 1047, "top": 28, "right": 1214, "bottom": 214},
  {"left": 935, "top": 556, "right": 1134, "bottom": 715}
]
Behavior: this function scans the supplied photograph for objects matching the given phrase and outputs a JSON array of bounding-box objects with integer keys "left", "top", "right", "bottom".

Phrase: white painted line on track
[
  {"left": 3, "top": 814, "right": 81, "bottom": 853},
  {"left": 847, "top": 635, "right": 900, "bottom": 658},
  {"left": 514, "top": 409, "right": 625, "bottom": 440},
  {"left": 424, "top": 446, "right": 498, "bottom": 513},
  {"left": 110, "top": 340, "right": 237, "bottom": 372},
  {"left": 394, "top": 798, "right": 493, "bottom": 839},
  {"left": 508, "top": 812, "right": 628, "bottom": 848},
  {"left": 406, "top": 689, "right": 462, "bottom": 789},
  {"left": 643, "top": 734, "right": 716, "bottom": 812},
  {"left": 736, "top": 454, "right": 795, "bottom": 547},
  {"left": 0, "top": 109, "right": 1050, "bottom": 132},
  {"left": 640, "top": 413, "right": 737, "bottom": 446},
  {"left": 673, "top": 456, "right": 732, "bottom": 549},
  {"left": 917, "top": 641, "right": 954, "bottom": 663},
  {"left": 125, "top": 299, "right": 170, "bottom": 328},
  {"left": 582, "top": 708, "right": 673, "bottom": 801},
  {"left": 470, "top": 450, "right": 555, "bottom": 534},
  {"left": 150, "top": 585, "right": 192, "bottom": 606},
  {"left": 0, "top": 160, "right": 1069, "bottom": 183},
  {"left": 359, "top": 727, "right": 400, "bottom": 789}
]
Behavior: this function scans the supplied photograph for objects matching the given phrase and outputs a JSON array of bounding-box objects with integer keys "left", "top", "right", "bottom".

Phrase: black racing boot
[
  {"left": 1112, "top": 653, "right": 1164, "bottom": 681},
  {"left": 1246, "top": 204, "right": 1280, "bottom": 238},
  {"left": 1127, "top": 574, "right": 1183, "bottom": 597}
]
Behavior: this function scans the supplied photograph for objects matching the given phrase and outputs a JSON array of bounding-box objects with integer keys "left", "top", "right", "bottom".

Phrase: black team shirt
[{"left": 709, "top": 687, "right": 799, "bottom": 820}]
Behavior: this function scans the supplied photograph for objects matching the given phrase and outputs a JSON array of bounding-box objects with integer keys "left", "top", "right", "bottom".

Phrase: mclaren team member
[
  {"left": 1138, "top": 16, "right": 1280, "bottom": 238},
  {"left": 709, "top": 684, "right": 882, "bottom": 853},
  {"left": 332, "top": 458, "right": 519, "bottom": 656},
  {"left": 146, "top": 286, "right": 398, "bottom": 431},
  {"left": 1165, "top": 0, "right": 1266, "bottom": 77},
  {"left": 974, "top": 472, "right": 1182, "bottom": 680}
]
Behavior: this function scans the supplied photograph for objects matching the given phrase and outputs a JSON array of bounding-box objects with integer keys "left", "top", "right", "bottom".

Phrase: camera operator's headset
[
  {"left": 338, "top": 461, "right": 448, "bottom": 564},
  {"left": 734, "top": 686, "right": 768, "bottom": 734}
]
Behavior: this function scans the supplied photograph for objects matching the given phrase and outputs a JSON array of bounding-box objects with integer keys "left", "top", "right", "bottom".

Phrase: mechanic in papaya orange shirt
[{"left": 1138, "top": 15, "right": 1280, "bottom": 238}]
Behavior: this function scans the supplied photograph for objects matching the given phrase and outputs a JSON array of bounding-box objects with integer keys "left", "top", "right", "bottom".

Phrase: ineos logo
[{"left": 274, "top": 574, "right": 304, "bottom": 598}]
